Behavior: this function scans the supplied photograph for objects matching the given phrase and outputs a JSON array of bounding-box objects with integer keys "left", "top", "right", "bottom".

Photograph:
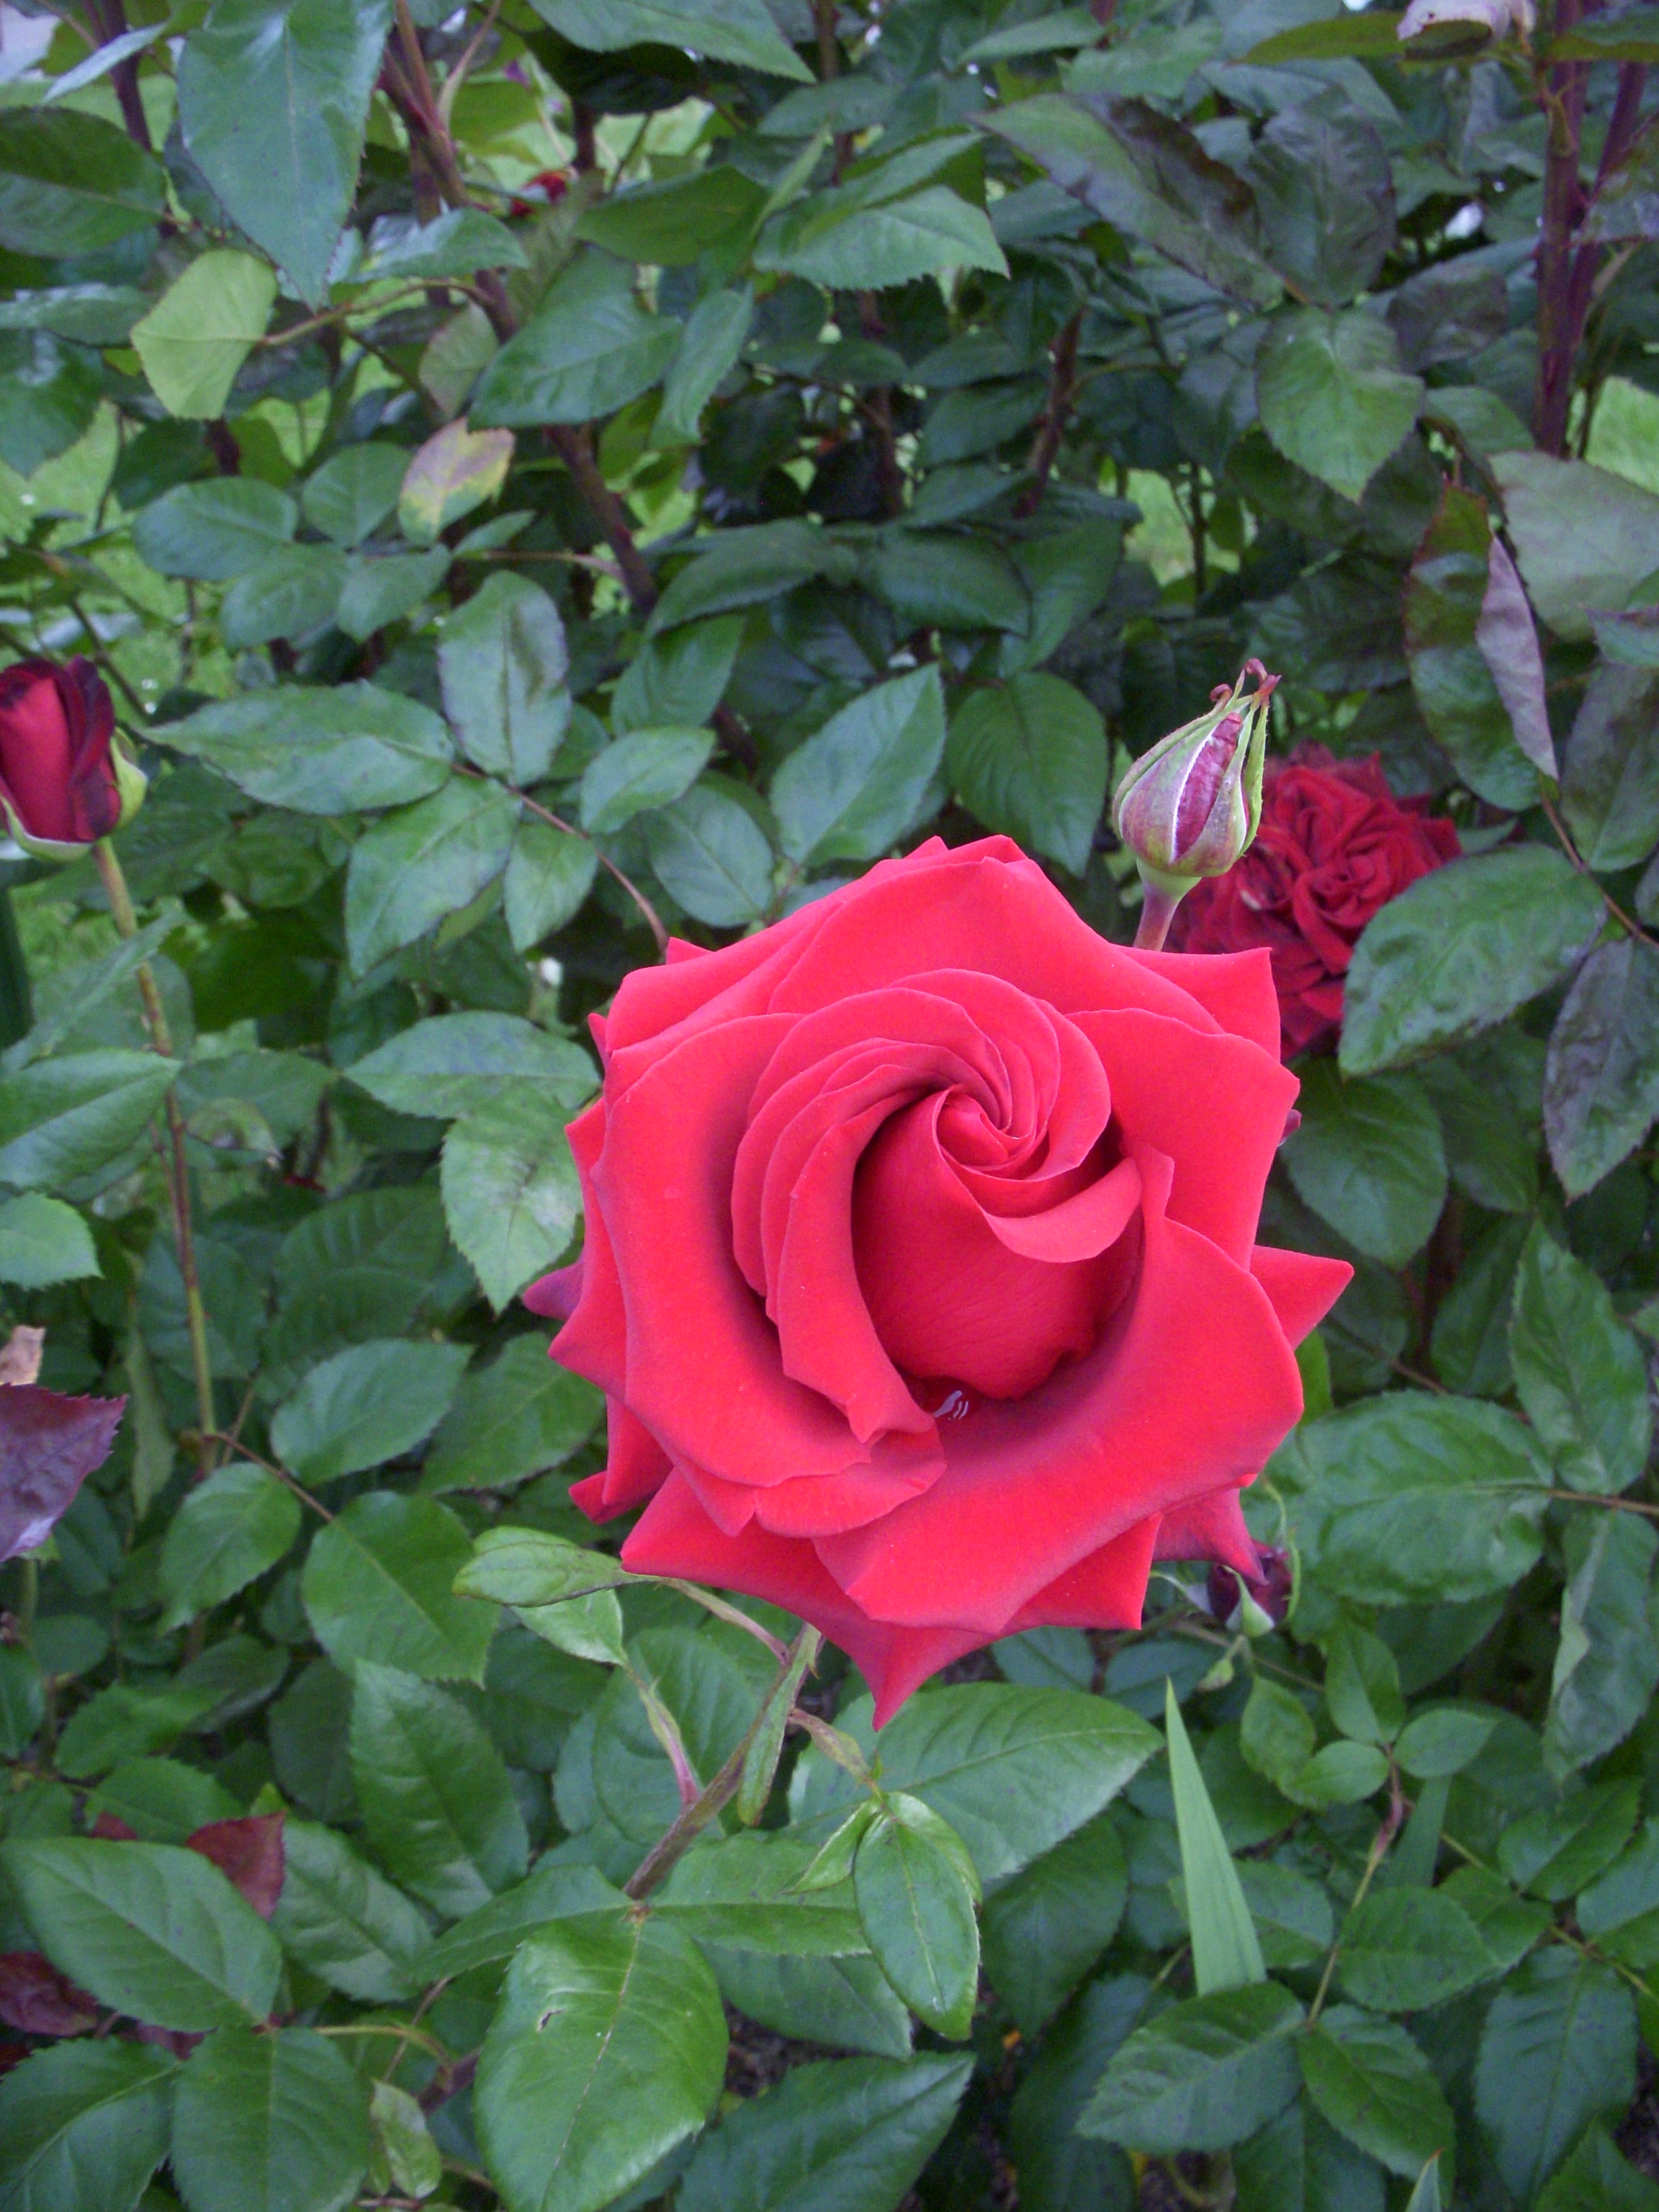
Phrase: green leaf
[
  {"left": 1323, "top": 1622, "right": 1405, "bottom": 1746},
  {"left": 1393, "top": 1706, "right": 1496, "bottom": 1780},
  {"left": 0, "top": 2039, "right": 173, "bottom": 2212},
  {"left": 0, "top": 1050, "right": 179, "bottom": 1191},
  {"left": 474, "top": 253, "right": 680, "bottom": 428},
  {"left": 132, "top": 479, "right": 297, "bottom": 581},
  {"left": 1576, "top": 1819, "right": 1659, "bottom": 1970},
  {"left": 757, "top": 184, "right": 1007, "bottom": 289},
  {"left": 1544, "top": 937, "right": 1659, "bottom": 1197},
  {"left": 530, "top": 0, "right": 809, "bottom": 76},
  {"left": 398, "top": 418, "right": 515, "bottom": 545},
  {"left": 335, "top": 547, "right": 451, "bottom": 642},
  {"left": 1166, "top": 1682, "right": 1265, "bottom": 1995},
  {"left": 801, "top": 1685, "right": 1158, "bottom": 1884},
  {"left": 870, "top": 534, "right": 1028, "bottom": 634},
  {"left": 1511, "top": 1224, "right": 1652, "bottom": 1494},
  {"left": 441, "top": 1089, "right": 581, "bottom": 1311},
  {"left": 1246, "top": 12, "right": 1406, "bottom": 59},
  {"left": 1498, "top": 1779, "right": 1641, "bottom": 1901},
  {"left": 648, "top": 521, "right": 841, "bottom": 632},
  {"left": 1562, "top": 662, "right": 1659, "bottom": 871},
  {"left": 169, "top": 2026, "right": 371, "bottom": 2212},
  {"left": 270, "top": 1819, "right": 431, "bottom": 2004},
  {"left": 269, "top": 1663, "right": 356, "bottom": 1825},
  {"left": 220, "top": 544, "right": 348, "bottom": 649},
  {"left": 302, "top": 1490, "right": 498, "bottom": 1683},
  {"left": 580, "top": 728, "right": 714, "bottom": 834},
  {"left": 272, "top": 1339, "right": 470, "bottom": 1485},
  {"left": 614, "top": 616, "right": 745, "bottom": 737},
  {"left": 1080, "top": 1982, "right": 1304, "bottom": 2153},
  {"left": 0, "top": 1194, "right": 98, "bottom": 1287},
  {"left": 981, "top": 93, "right": 1281, "bottom": 310},
  {"left": 578, "top": 166, "right": 767, "bottom": 266},
  {"left": 1007, "top": 1974, "right": 1142, "bottom": 2212},
  {"left": 981, "top": 1809, "right": 1126, "bottom": 2033},
  {"left": 677, "top": 2054, "right": 972, "bottom": 2212},
  {"left": 161, "top": 683, "right": 453, "bottom": 814},
  {"left": 1336, "top": 1887, "right": 1496, "bottom": 2014},
  {"left": 456, "top": 1527, "right": 631, "bottom": 1609},
  {"left": 656, "top": 1831, "right": 866, "bottom": 1956},
  {"left": 772, "top": 667, "right": 945, "bottom": 868},
  {"left": 1402, "top": 483, "right": 1539, "bottom": 809},
  {"left": 1257, "top": 308, "right": 1424, "bottom": 504},
  {"left": 439, "top": 572, "right": 570, "bottom": 785},
  {"left": 1249, "top": 106, "right": 1395, "bottom": 310},
  {"left": 0, "top": 331, "right": 99, "bottom": 476},
  {"left": 300, "top": 444, "right": 409, "bottom": 548},
  {"left": 157, "top": 1460, "right": 301, "bottom": 1631},
  {"left": 1544, "top": 1511, "right": 1659, "bottom": 1775},
  {"left": 1474, "top": 1951, "right": 1637, "bottom": 2203},
  {"left": 369, "top": 2080, "right": 442, "bottom": 2203},
  {"left": 1279, "top": 1394, "right": 1549, "bottom": 1604},
  {"left": 422, "top": 1336, "right": 601, "bottom": 1495},
  {"left": 853, "top": 1809, "right": 980, "bottom": 2038},
  {"left": 475, "top": 1915, "right": 728, "bottom": 2212},
  {"left": 1240, "top": 1676, "right": 1316, "bottom": 1799},
  {"left": 131, "top": 251, "right": 276, "bottom": 421},
  {"left": 503, "top": 820, "right": 599, "bottom": 950},
  {"left": 349, "top": 1012, "right": 593, "bottom": 1123},
  {"left": 1536, "top": 2128, "right": 1659, "bottom": 2212},
  {"left": 349, "top": 1658, "right": 528, "bottom": 1916},
  {"left": 1491, "top": 449, "right": 1659, "bottom": 641},
  {"left": 1281, "top": 1064, "right": 1447, "bottom": 1267},
  {"left": 0, "top": 109, "right": 166, "bottom": 257},
  {"left": 644, "top": 784, "right": 775, "bottom": 927},
  {"left": 1, "top": 1837, "right": 280, "bottom": 2032},
  {"left": 1299, "top": 2008, "right": 1452, "bottom": 2180},
  {"left": 655, "top": 287, "right": 754, "bottom": 447},
  {"left": 345, "top": 778, "right": 518, "bottom": 973},
  {"left": 1339, "top": 847, "right": 1604, "bottom": 1075},
  {"left": 364, "top": 208, "right": 527, "bottom": 281},
  {"left": 178, "top": 0, "right": 393, "bottom": 301},
  {"left": 417, "top": 1863, "right": 624, "bottom": 1981},
  {"left": 947, "top": 673, "right": 1105, "bottom": 876}
]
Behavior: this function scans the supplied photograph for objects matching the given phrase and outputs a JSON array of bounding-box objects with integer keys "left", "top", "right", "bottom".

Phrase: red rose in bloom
[
  {"left": 530, "top": 839, "right": 1349, "bottom": 1721},
  {"left": 0, "top": 657, "right": 131, "bottom": 856},
  {"left": 1172, "top": 749, "right": 1460, "bottom": 1060}
]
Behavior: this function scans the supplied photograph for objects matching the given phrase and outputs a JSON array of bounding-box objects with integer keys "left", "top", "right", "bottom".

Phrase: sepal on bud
[{"left": 1112, "top": 660, "right": 1280, "bottom": 920}]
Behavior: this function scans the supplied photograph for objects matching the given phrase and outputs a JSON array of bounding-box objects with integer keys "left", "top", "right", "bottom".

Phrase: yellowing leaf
[{"left": 131, "top": 250, "right": 276, "bottom": 420}]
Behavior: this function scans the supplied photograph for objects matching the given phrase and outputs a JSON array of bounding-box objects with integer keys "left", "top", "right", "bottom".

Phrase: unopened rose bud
[
  {"left": 0, "top": 657, "right": 145, "bottom": 863},
  {"left": 1206, "top": 1545, "right": 1294, "bottom": 1635},
  {"left": 1114, "top": 660, "right": 1279, "bottom": 949}
]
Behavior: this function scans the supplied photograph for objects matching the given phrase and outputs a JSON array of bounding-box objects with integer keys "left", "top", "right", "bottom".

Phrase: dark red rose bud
[
  {"left": 1207, "top": 1546, "right": 1294, "bottom": 1632},
  {"left": 0, "top": 657, "right": 145, "bottom": 860},
  {"left": 0, "top": 1952, "right": 99, "bottom": 2037},
  {"left": 509, "top": 168, "right": 572, "bottom": 217},
  {"left": 186, "top": 1814, "right": 285, "bottom": 1919},
  {"left": 90, "top": 1811, "right": 138, "bottom": 1840}
]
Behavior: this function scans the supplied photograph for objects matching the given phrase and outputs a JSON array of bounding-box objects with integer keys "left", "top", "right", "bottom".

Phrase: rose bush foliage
[{"left": 0, "top": 4, "right": 1655, "bottom": 2211}]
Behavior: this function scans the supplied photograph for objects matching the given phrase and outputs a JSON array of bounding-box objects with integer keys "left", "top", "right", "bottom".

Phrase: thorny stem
[
  {"left": 94, "top": 840, "right": 217, "bottom": 1474},
  {"left": 1308, "top": 1760, "right": 1406, "bottom": 2026},
  {"left": 624, "top": 1624, "right": 821, "bottom": 1900},
  {"left": 1016, "top": 310, "right": 1082, "bottom": 518},
  {"left": 1539, "top": 786, "right": 1659, "bottom": 948}
]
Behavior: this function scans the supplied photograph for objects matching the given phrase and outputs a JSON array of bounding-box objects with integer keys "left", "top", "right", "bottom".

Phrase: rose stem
[
  {"left": 624, "top": 1623, "right": 821, "bottom": 1902},
  {"left": 1133, "top": 883, "right": 1182, "bottom": 952},
  {"left": 94, "top": 837, "right": 217, "bottom": 1473}
]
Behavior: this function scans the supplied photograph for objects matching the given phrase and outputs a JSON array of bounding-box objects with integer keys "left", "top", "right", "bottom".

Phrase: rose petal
[
  {"left": 1076, "top": 1007, "right": 1298, "bottom": 1265},
  {"left": 819, "top": 1146, "right": 1303, "bottom": 1634},
  {"left": 1129, "top": 945, "right": 1281, "bottom": 1058},
  {"left": 1250, "top": 1245, "right": 1352, "bottom": 1347},
  {"left": 1002, "top": 1514, "right": 1159, "bottom": 1631},
  {"left": 547, "top": 1100, "right": 627, "bottom": 1402},
  {"left": 1154, "top": 1484, "right": 1262, "bottom": 1578}
]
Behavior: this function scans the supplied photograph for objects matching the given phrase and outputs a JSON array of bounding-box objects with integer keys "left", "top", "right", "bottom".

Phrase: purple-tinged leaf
[
  {"left": 0, "top": 1385, "right": 125, "bottom": 1561},
  {"left": 1477, "top": 536, "right": 1557, "bottom": 779}
]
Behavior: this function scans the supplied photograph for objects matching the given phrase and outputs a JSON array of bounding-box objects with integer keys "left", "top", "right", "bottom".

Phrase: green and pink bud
[{"left": 1112, "top": 660, "right": 1279, "bottom": 949}]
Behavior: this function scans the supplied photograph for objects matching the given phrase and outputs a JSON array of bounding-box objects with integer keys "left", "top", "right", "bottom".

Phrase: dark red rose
[
  {"left": 509, "top": 168, "right": 572, "bottom": 218},
  {"left": 1207, "top": 1545, "right": 1294, "bottom": 1630},
  {"left": 0, "top": 658, "right": 127, "bottom": 853},
  {"left": 529, "top": 837, "right": 1349, "bottom": 1721},
  {"left": 1171, "top": 749, "right": 1460, "bottom": 1059}
]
